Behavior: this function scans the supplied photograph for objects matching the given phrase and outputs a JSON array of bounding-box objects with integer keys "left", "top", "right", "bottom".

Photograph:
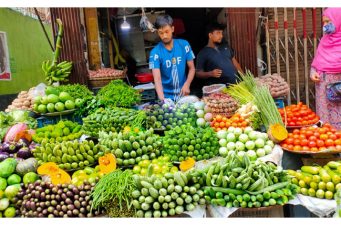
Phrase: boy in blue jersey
[
  {"left": 196, "top": 23, "right": 243, "bottom": 89},
  {"left": 149, "top": 15, "right": 196, "bottom": 102}
]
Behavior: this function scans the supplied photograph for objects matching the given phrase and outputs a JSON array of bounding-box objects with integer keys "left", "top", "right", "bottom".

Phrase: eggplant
[
  {"left": 16, "top": 147, "right": 33, "bottom": 159},
  {"left": 0, "top": 151, "right": 9, "bottom": 162},
  {"left": 1, "top": 142, "right": 11, "bottom": 153},
  {"left": 17, "top": 138, "right": 30, "bottom": 148}
]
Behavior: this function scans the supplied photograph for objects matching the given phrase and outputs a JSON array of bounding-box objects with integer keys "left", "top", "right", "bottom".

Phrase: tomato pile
[
  {"left": 280, "top": 123, "right": 341, "bottom": 152},
  {"left": 278, "top": 102, "right": 320, "bottom": 127},
  {"left": 210, "top": 113, "right": 249, "bottom": 132}
]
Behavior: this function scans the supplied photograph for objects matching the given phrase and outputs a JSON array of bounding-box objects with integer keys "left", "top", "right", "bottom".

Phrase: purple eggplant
[
  {"left": 1, "top": 142, "right": 11, "bottom": 153},
  {"left": 16, "top": 147, "right": 32, "bottom": 159},
  {"left": 17, "top": 138, "right": 30, "bottom": 148},
  {"left": 0, "top": 152, "right": 9, "bottom": 162}
]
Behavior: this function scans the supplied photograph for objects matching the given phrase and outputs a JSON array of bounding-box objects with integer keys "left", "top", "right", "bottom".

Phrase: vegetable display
[
  {"left": 96, "top": 80, "right": 141, "bottom": 108},
  {"left": 32, "top": 139, "right": 109, "bottom": 171},
  {"left": 288, "top": 162, "right": 341, "bottom": 200},
  {"left": 280, "top": 123, "right": 341, "bottom": 152},
  {"left": 278, "top": 102, "right": 320, "bottom": 127},
  {"left": 91, "top": 169, "right": 136, "bottom": 217},
  {"left": 33, "top": 89, "right": 78, "bottom": 114},
  {"left": 144, "top": 102, "right": 197, "bottom": 130},
  {"left": 16, "top": 180, "right": 102, "bottom": 217},
  {"left": 210, "top": 114, "right": 249, "bottom": 132},
  {"left": 132, "top": 156, "right": 179, "bottom": 177},
  {"left": 200, "top": 152, "right": 298, "bottom": 208},
  {"left": 202, "top": 93, "right": 239, "bottom": 117},
  {"left": 131, "top": 172, "right": 206, "bottom": 217},
  {"left": 5, "top": 88, "right": 35, "bottom": 112},
  {"left": 88, "top": 68, "right": 125, "bottom": 79},
  {"left": 98, "top": 128, "right": 162, "bottom": 167},
  {"left": 216, "top": 126, "right": 274, "bottom": 159},
  {"left": 32, "top": 120, "right": 83, "bottom": 144},
  {"left": 162, "top": 124, "right": 219, "bottom": 162},
  {"left": 82, "top": 107, "right": 146, "bottom": 137},
  {"left": 54, "top": 84, "right": 93, "bottom": 100},
  {"left": 0, "top": 157, "right": 39, "bottom": 218},
  {"left": 255, "top": 73, "right": 290, "bottom": 98}
]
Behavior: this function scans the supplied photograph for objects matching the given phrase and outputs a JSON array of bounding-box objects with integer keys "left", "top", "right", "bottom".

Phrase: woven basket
[{"left": 88, "top": 69, "right": 127, "bottom": 88}]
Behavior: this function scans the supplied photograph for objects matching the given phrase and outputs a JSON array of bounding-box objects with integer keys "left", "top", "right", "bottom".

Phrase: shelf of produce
[{"left": 282, "top": 147, "right": 341, "bottom": 155}]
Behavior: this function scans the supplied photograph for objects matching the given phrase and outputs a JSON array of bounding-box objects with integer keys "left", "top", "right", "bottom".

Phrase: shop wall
[{"left": 0, "top": 8, "right": 53, "bottom": 95}]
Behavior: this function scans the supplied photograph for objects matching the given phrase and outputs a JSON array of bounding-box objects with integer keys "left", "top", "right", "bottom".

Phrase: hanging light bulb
[{"left": 121, "top": 8, "right": 131, "bottom": 30}]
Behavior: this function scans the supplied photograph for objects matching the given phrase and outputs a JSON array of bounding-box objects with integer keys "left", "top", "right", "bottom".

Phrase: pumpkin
[
  {"left": 99, "top": 153, "right": 117, "bottom": 174},
  {"left": 37, "top": 162, "right": 59, "bottom": 175},
  {"left": 50, "top": 169, "right": 71, "bottom": 185},
  {"left": 179, "top": 157, "right": 196, "bottom": 172}
]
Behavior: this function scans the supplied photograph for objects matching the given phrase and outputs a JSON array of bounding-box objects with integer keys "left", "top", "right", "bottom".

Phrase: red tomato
[
  {"left": 300, "top": 139, "right": 309, "bottom": 146},
  {"left": 293, "top": 146, "right": 301, "bottom": 151},
  {"left": 294, "top": 139, "right": 301, "bottom": 146},
  {"left": 308, "top": 141, "right": 317, "bottom": 148},
  {"left": 293, "top": 129, "right": 300, "bottom": 134},
  {"left": 319, "top": 147, "right": 327, "bottom": 151},
  {"left": 286, "top": 138, "right": 294, "bottom": 145},
  {"left": 310, "top": 147, "right": 319, "bottom": 152},
  {"left": 325, "top": 139, "right": 334, "bottom": 147},
  {"left": 320, "top": 134, "right": 328, "bottom": 140},
  {"left": 288, "top": 122, "right": 295, "bottom": 126},
  {"left": 313, "top": 132, "right": 320, "bottom": 138},
  {"left": 287, "top": 144, "right": 294, "bottom": 150},
  {"left": 306, "top": 130, "right": 314, "bottom": 138},
  {"left": 302, "top": 146, "right": 310, "bottom": 151},
  {"left": 316, "top": 140, "right": 325, "bottom": 147},
  {"left": 329, "top": 134, "right": 337, "bottom": 141},
  {"left": 309, "top": 136, "right": 317, "bottom": 142},
  {"left": 334, "top": 139, "right": 341, "bottom": 146}
]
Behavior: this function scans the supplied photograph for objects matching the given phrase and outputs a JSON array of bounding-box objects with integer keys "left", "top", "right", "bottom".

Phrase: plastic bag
[
  {"left": 140, "top": 8, "right": 156, "bottom": 32},
  {"left": 32, "top": 83, "right": 47, "bottom": 98}
]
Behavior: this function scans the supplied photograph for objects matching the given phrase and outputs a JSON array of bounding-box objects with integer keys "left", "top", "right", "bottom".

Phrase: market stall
[{"left": 1, "top": 63, "right": 340, "bottom": 218}]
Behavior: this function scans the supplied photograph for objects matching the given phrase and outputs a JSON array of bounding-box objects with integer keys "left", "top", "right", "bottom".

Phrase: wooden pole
[
  {"left": 265, "top": 15, "right": 271, "bottom": 75},
  {"left": 312, "top": 8, "right": 317, "bottom": 55},
  {"left": 293, "top": 8, "right": 300, "bottom": 103},
  {"left": 302, "top": 8, "right": 309, "bottom": 106},
  {"left": 284, "top": 8, "right": 291, "bottom": 105},
  {"left": 274, "top": 8, "right": 280, "bottom": 75},
  {"left": 107, "top": 9, "right": 114, "bottom": 68}
]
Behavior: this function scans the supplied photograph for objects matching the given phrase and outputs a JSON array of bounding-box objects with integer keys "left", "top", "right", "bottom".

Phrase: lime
[
  {"left": 298, "top": 180, "right": 306, "bottom": 188},
  {"left": 300, "top": 188, "right": 308, "bottom": 195},
  {"left": 4, "top": 206, "right": 16, "bottom": 218},
  {"left": 326, "top": 182, "right": 335, "bottom": 192},
  {"left": 308, "top": 188, "right": 316, "bottom": 197},
  {"left": 309, "top": 182, "right": 318, "bottom": 190},
  {"left": 291, "top": 178, "right": 299, "bottom": 185},
  {"left": 325, "top": 191, "right": 334, "bottom": 200},
  {"left": 312, "top": 175, "right": 321, "bottom": 183},
  {"left": 318, "top": 181, "right": 326, "bottom": 190},
  {"left": 315, "top": 189, "right": 325, "bottom": 199}
]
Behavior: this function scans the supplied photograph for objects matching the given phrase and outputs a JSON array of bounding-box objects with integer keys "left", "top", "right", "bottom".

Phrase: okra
[
  {"left": 246, "top": 181, "right": 290, "bottom": 195},
  {"left": 203, "top": 186, "right": 246, "bottom": 195}
]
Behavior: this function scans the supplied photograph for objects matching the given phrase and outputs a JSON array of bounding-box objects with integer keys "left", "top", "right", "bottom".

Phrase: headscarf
[{"left": 311, "top": 8, "right": 341, "bottom": 73}]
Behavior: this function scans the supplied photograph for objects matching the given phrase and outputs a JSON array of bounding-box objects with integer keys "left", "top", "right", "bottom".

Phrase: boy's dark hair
[
  {"left": 155, "top": 14, "right": 173, "bottom": 29},
  {"left": 206, "top": 22, "right": 225, "bottom": 36}
]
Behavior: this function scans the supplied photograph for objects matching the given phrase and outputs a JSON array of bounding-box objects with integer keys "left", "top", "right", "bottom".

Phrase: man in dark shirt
[{"left": 196, "top": 23, "right": 243, "bottom": 87}]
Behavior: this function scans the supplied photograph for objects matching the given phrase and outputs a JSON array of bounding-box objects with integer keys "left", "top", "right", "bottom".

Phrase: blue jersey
[{"left": 149, "top": 39, "right": 195, "bottom": 101}]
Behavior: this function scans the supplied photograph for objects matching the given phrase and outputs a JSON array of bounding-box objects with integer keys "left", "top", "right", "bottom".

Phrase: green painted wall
[{"left": 0, "top": 8, "right": 53, "bottom": 95}]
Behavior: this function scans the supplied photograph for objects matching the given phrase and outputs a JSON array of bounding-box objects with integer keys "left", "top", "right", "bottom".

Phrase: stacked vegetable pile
[
  {"left": 280, "top": 123, "right": 341, "bottom": 152},
  {"left": 91, "top": 169, "right": 137, "bottom": 217},
  {"left": 32, "top": 139, "right": 109, "bottom": 171},
  {"left": 98, "top": 128, "right": 162, "bottom": 167},
  {"left": 33, "top": 87, "right": 81, "bottom": 114},
  {"left": 210, "top": 114, "right": 249, "bottom": 132},
  {"left": 201, "top": 152, "right": 298, "bottom": 208},
  {"left": 216, "top": 127, "right": 275, "bottom": 159},
  {"left": 202, "top": 93, "right": 239, "bottom": 117},
  {"left": 82, "top": 107, "right": 146, "bottom": 137},
  {"left": 0, "top": 158, "right": 40, "bottom": 218},
  {"left": 0, "top": 137, "right": 35, "bottom": 161},
  {"left": 145, "top": 102, "right": 197, "bottom": 130},
  {"left": 96, "top": 80, "right": 141, "bottom": 108},
  {"left": 131, "top": 172, "right": 206, "bottom": 217},
  {"left": 5, "top": 88, "right": 35, "bottom": 112},
  {"left": 133, "top": 156, "right": 179, "bottom": 177},
  {"left": 71, "top": 166, "right": 104, "bottom": 187},
  {"left": 288, "top": 162, "right": 341, "bottom": 200},
  {"left": 279, "top": 102, "right": 320, "bottom": 127},
  {"left": 88, "top": 68, "right": 125, "bottom": 79},
  {"left": 162, "top": 124, "right": 219, "bottom": 162},
  {"left": 32, "top": 120, "right": 83, "bottom": 144},
  {"left": 16, "top": 180, "right": 103, "bottom": 217},
  {"left": 255, "top": 73, "right": 290, "bottom": 98}
]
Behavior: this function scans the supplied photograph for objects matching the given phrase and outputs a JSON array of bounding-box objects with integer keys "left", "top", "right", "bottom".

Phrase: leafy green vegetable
[
  {"left": 54, "top": 84, "right": 93, "bottom": 100},
  {"left": 74, "top": 96, "right": 104, "bottom": 118},
  {"left": 97, "top": 80, "right": 141, "bottom": 108}
]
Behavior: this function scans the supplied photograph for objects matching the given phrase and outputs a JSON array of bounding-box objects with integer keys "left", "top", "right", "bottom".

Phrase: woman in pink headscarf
[{"left": 310, "top": 8, "right": 341, "bottom": 129}]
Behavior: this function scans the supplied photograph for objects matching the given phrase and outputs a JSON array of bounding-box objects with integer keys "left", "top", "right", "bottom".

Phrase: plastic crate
[
  {"left": 141, "top": 89, "right": 156, "bottom": 102},
  {"left": 274, "top": 98, "right": 285, "bottom": 109},
  {"left": 37, "top": 113, "right": 83, "bottom": 128}
]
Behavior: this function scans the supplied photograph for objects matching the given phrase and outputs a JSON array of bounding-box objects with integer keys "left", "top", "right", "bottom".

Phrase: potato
[{"left": 23, "top": 100, "right": 31, "bottom": 106}]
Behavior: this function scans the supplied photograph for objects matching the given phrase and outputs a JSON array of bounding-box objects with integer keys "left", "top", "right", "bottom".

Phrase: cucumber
[
  {"left": 132, "top": 190, "right": 141, "bottom": 199},
  {"left": 141, "top": 181, "right": 153, "bottom": 189},
  {"left": 149, "top": 187, "right": 159, "bottom": 199},
  {"left": 145, "top": 196, "right": 154, "bottom": 204},
  {"left": 174, "top": 172, "right": 185, "bottom": 187}
]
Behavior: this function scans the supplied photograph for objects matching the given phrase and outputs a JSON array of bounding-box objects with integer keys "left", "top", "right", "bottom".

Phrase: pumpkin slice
[
  {"left": 37, "top": 162, "right": 59, "bottom": 175},
  {"left": 179, "top": 157, "right": 196, "bottom": 172},
  {"left": 50, "top": 169, "right": 71, "bottom": 185},
  {"left": 99, "top": 153, "right": 117, "bottom": 174}
]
